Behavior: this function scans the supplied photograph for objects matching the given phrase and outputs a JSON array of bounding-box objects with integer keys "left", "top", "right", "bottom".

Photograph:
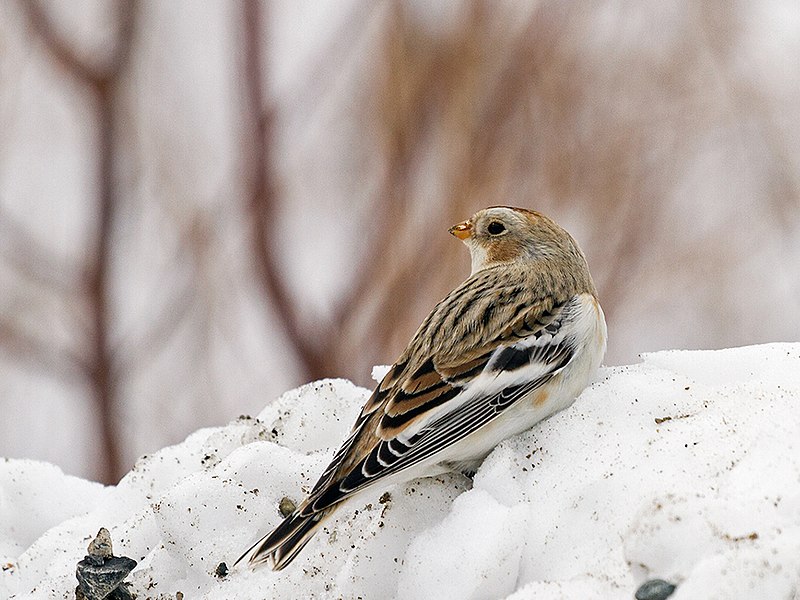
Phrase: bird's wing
[{"left": 300, "top": 274, "right": 585, "bottom": 515}]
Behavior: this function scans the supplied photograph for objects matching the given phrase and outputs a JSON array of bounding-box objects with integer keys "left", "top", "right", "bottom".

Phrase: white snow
[{"left": 2, "top": 343, "right": 799, "bottom": 599}]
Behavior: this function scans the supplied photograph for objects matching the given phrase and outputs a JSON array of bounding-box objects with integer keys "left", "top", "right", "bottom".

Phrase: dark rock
[
  {"left": 635, "top": 578, "right": 676, "bottom": 600},
  {"left": 76, "top": 556, "right": 137, "bottom": 599},
  {"left": 75, "top": 528, "right": 137, "bottom": 600},
  {"left": 214, "top": 562, "right": 229, "bottom": 578},
  {"left": 108, "top": 582, "right": 135, "bottom": 600}
]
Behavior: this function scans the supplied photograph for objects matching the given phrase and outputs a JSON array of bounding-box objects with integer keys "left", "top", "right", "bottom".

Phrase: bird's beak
[{"left": 449, "top": 220, "right": 473, "bottom": 240}]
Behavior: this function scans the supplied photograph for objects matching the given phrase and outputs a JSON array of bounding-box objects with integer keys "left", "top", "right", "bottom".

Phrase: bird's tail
[{"left": 235, "top": 507, "right": 331, "bottom": 571}]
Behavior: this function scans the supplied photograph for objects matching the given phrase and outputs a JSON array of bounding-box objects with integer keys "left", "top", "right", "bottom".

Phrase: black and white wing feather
[{"left": 303, "top": 289, "right": 583, "bottom": 513}]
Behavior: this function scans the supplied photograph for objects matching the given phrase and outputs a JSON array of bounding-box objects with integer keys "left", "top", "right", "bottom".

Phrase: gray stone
[
  {"left": 76, "top": 556, "right": 137, "bottom": 600},
  {"left": 635, "top": 578, "right": 676, "bottom": 600}
]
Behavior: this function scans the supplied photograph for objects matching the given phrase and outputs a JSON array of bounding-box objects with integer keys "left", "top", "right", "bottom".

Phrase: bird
[{"left": 237, "top": 206, "right": 607, "bottom": 571}]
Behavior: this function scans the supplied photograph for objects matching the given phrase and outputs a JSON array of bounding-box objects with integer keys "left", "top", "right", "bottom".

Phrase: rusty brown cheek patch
[{"left": 487, "top": 239, "right": 524, "bottom": 263}]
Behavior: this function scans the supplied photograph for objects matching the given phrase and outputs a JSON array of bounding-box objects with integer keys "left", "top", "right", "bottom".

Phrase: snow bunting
[{"left": 238, "top": 206, "right": 607, "bottom": 570}]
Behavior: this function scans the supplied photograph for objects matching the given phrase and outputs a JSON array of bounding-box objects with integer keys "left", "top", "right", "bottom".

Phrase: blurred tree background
[{"left": 1, "top": 0, "right": 798, "bottom": 484}]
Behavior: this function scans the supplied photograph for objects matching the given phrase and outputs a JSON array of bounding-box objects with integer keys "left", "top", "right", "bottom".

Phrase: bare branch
[
  {"left": 21, "top": 0, "right": 140, "bottom": 483},
  {"left": 21, "top": 0, "right": 138, "bottom": 86},
  {"left": 21, "top": 0, "right": 98, "bottom": 83},
  {"left": 241, "top": 0, "right": 329, "bottom": 382}
]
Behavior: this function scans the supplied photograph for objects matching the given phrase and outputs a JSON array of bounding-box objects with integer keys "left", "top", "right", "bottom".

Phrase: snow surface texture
[{"left": 2, "top": 343, "right": 800, "bottom": 600}]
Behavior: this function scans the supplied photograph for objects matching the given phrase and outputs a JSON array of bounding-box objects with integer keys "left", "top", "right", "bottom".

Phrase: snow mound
[{"left": 2, "top": 344, "right": 800, "bottom": 599}]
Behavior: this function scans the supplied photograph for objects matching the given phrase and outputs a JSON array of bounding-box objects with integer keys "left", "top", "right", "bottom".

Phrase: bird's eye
[{"left": 487, "top": 221, "right": 506, "bottom": 235}]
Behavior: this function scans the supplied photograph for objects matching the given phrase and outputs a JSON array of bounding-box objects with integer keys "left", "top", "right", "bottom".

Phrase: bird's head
[{"left": 449, "top": 206, "right": 583, "bottom": 274}]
